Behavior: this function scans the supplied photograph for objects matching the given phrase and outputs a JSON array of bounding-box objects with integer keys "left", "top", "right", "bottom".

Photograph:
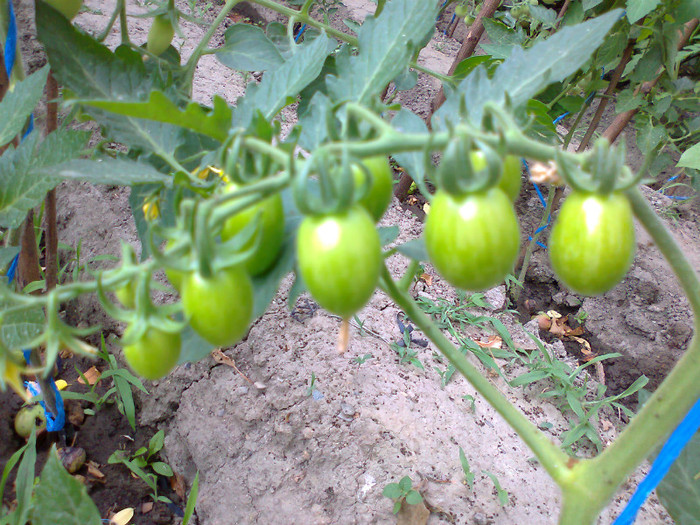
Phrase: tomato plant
[
  {"left": 122, "top": 325, "right": 182, "bottom": 380},
  {"left": 352, "top": 156, "right": 393, "bottom": 222},
  {"left": 424, "top": 188, "right": 520, "bottom": 291},
  {"left": 469, "top": 150, "right": 522, "bottom": 202},
  {"left": 220, "top": 184, "right": 285, "bottom": 276},
  {"left": 548, "top": 191, "right": 635, "bottom": 296},
  {"left": 147, "top": 15, "right": 175, "bottom": 56},
  {"left": 115, "top": 281, "right": 136, "bottom": 308},
  {"left": 296, "top": 206, "right": 381, "bottom": 319},
  {"left": 181, "top": 265, "right": 254, "bottom": 347}
]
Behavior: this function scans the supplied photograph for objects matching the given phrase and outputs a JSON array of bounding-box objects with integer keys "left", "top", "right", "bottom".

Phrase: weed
[
  {"left": 306, "top": 371, "right": 318, "bottom": 396},
  {"left": 458, "top": 447, "right": 475, "bottom": 489},
  {"left": 352, "top": 353, "right": 373, "bottom": 365},
  {"left": 390, "top": 329, "right": 424, "bottom": 370},
  {"left": 382, "top": 476, "right": 423, "bottom": 514},
  {"left": 483, "top": 470, "right": 510, "bottom": 506},
  {"left": 108, "top": 430, "right": 174, "bottom": 504}
]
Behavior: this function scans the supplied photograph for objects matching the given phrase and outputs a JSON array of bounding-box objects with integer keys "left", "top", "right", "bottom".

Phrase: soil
[{"left": 2, "top": 1, "right": 698, "bottom": 524}]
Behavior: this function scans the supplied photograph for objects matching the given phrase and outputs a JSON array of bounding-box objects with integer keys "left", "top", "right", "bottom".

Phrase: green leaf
[
  {"left": 149, "top": 430, "right": 165, "bottom": 455},
  {"left": 182, "top": 472, "right": 199, "bottom": 525},
  {"left": 398, "top": 475, "right": 413, "bottom": 491},
  {"left": 234, "top": 34, "right": 336, "bottom": 127},
  {"left": 582, "top": 0, "right": 603, "bottom": 10},
  {"left": 459, "top": 447, "right": 475, "bottom": 489},
  {"left": 0, "top": 246, "right": 20, "bottom": 270},
  {"left": 530, "top": 5, "right": 557, "bottom": 26},
  {"left": 0, "top": 130, "right": 89, "bottom": 229},
  {"left": 391, "top": 109, "right": 429, "bottom": 194},
  {"left": 327, "top": 0, "right": 437, "bottom": 103},
  {"left": 678, "top": 143, "right": 700, "bottom": 170},
  {"left": 452, "top": 55, "right": 495, "bottom": 82},
  {"left": 47, "top": 158, "right": 172, "bottom": 186},
  {"left": 177, "top": 323, "right": 215, "bottom": 364},
  {"left": 80, "top": 91, "right": 233, "bottom": 142},
  {"left": 13, "top": 430, "right": 37, "bottom": 525},
  {"left": 396, "top": 238, "right": 428, "bottom": 262},
  {"left": 382, "top": 483, "right": 403, "bottom": 499},
  {"left": 217, "top": 24, "right": 285, "bottom": 72},
  {"left": 31, "top": 448, "right": 101, "bottom": 525},
  {"left": 482, "top": 19, "right": 525, "bottom": 46},
  {"left": 0, "top": 66, "right": 49, "bottom": 147},
  {"left": 656, "top": 431, "right": 700, "bottom": 523},
  {"left": 626, "top": 0, "right": 661, "bottom": 23},
  {"left": 0, "top": 299, "right": 45, "bottom": 351},
  {"left": 379, "top": 226, "right": 399, "bottom": 245},
  {"left": 405, "top": 490, "right": 423, "bottom": 505},
  {"left": 151, "top": 462, "right": 173, "bottom": 477},
  {"left": 435, "top": 9, "right": 622, "bottom": 128},
  {"left": 298, "top": 92, "right": 332, "bottom": 150}
]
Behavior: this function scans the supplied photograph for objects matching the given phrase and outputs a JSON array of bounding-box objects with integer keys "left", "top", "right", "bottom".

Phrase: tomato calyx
[{"left": 436, "top": 137, "right": 503, "bottom": 197}]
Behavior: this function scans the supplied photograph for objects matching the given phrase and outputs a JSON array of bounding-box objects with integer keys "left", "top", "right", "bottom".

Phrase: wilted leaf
[
  {"left": 476, "top": 335, "right": 503, "bottom": 349},
  {"left": 397, "top": 498, "right": 429, "bottom": 525},
  {"left": 77, "top": 366, "right": 101, "bottom": 385},
  {"left": 109, "top": 507, "right": 134, "bottom": 525}
]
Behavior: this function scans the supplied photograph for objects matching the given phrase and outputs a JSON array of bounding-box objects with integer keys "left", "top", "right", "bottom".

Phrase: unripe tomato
[
  {"left": 182, "top": 265, "right": 253, "bottom": 347},
  {"left": 122, "top": 325, "right": 181, "bottom": 380},
  {"left": 352, "top": 156, "right": 393, "bottom": 222},
  {"left": 425, "top": 188, "right": 520, "bottom": 290},
  {"left": 45, "top": 0, "right": 82, "bottom": 20},
  {"left": 147, "top": 15, "right": 175, "bottom": 56},
  {"left": 14, "top": 405, "right": 46, "bottom": 438},
  {"left": 164, "top": 239, "right": 185, "bottom": 292},
  {"left": 115, "top": 282, "right": 136, "bottom": 309},
  {"left": 548, "top": 192, "right": 635, "bottom": 296},
  {"left": 454, "top": 3, "right": 468, "bottom": 17},
  {"left": 470, "top": 150, "right": 522, "bottom": 202},
  {"left": 464, "top": 15, "right": 475, "bottom": 25},
  {"left": 296, "top": 206, "right": 381, "bottom": 318},
  {"left": 220, "top": 184, "right": 285, "bottom": 276}
]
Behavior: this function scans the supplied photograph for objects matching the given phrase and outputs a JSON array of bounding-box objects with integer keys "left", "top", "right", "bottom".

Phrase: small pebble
[
  {"left": 237, "top": 386, "right": 249, "bottom": 395},
  {"left": 473, "top": 512, "right": 489, "bottom": 525},
  {"left": 302, "top": 427, "right": 314, "bottom": 439},
  {"left": 254, "top": 381, "right": 266, "bottom": 391},
  {"left": 216, "top": 408, "right": 225, "bottom": 417}
]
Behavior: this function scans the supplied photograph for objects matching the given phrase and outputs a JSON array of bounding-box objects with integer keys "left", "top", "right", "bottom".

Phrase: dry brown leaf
[
  {"left": 548, "top": 316, "right": 570, "bottom": 337},
  {"left": 141, "top": 502, "right": 154, "bottom": 514},
  {"left": 212, "top": 350, "right": 253, "bottom": 384},
  {"left": 601, "top": 419, "right": 614, "bottom": 432},
  {"left": 110, "top": 508, "right": 135, "bottom": 525},
  {"left": 476, "top": 335, "right": 502, "bottom": 349},
  {"left": 171, "top": 472, "right": 186, "bottom": 501},
  {"left": 78, "top": 366, "right": 101, "bottom": 385},
  {"left": 528, "top": 160, "right": 562, "bottom": 185},
  {"left": 407, "top": 196, "right": 419, "bottom": 206},
  {"left": 86, "top": 461, "right": 105, "bottom": 479},
  {"left": 546, "top": 310, "right": 562, "bottom": 319},
  {"left": 419, "top": 273, "right": 433, "bottom": 286},
  {"left": 397, "top": 500, "right": 430, "bottom": 525}
]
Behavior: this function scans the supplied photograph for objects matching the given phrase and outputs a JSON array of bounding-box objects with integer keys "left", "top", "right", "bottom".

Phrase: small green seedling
[
  {"left": 306, "top": 371, "right": 318, "bottom": 396},
  {"left": 459, "top": 447, "right": 475, "bottom": 489},
  {"left": 382, "top": 476, "right": 423, "bottom": 514},
  {"left": 352, "top": 353, "right": 373, "bottom": 365},
  {"left": 390, "top": 330, "right": 424, "bottom": 370},
  {"left": 483, "top": 470, "right": 510, "bottom": 507},
  {"left": 108, "top": 429, "right": 174, "bottom": 504}
]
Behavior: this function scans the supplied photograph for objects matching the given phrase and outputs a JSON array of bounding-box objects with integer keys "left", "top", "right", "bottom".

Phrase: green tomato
[
  {"left": 14, "top": 405, "right": 46, "bottom": 438},
  {"left": 147, "top": 15, "right": 175, "bottom": 56},
  {"left": 464, "top": 15, "right": 475, "bottom": 25},
  {"left": 164, "top": 239, "right": 186, "bottom": 292},
  {"left": 548, "top": 192, "right": 635, "bottom": 296},
  {"left": 182, "top": 266, "right": 253, "bottom": 347},
  {"left": 296, "top": 206, "right": 381, "bottom": 319},
  {"left": 220, "top": 184, "right": 285, "bottom": 276},
  {"left": 454, "top": 3, "right": 469, "bottom": 17},
  {"left": 115, "top": 282, "right": 136, "bottom": 309},
  {"left": 45, "top": 0, "right": 82, "bottom": 20},
  {"left": 352, "top": 156, "right": 394, "bottom": 222},
  {"left": 470, "top": 150, "right": 522, "bottom": 202},
  {"left": 425, "top": 188, "right": 520, "bottom": 290},
  {"left": 122, "top": 325, "right": 182, "bottom": 380}
]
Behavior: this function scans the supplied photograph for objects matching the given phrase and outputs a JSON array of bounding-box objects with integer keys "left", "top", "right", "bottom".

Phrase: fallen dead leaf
[
  {"left": 110, "top": 507, "right": 134, "bottom": 525},
  {"left": 476, "top": 335, "right": 502, "bottom": 349},
  {"left": 419, "top": 273, "right": 432, "bottom": 286},
  {"left": 78, "top": 366, "right": 101, "bottom": 385},
  {"left": 212, "top": 349, "right": 252, "bottom": 384},
  {"left": 528, "top": 160, "right": 562, "bottom": 185},
  {"left": 601, "top": 419, "right": 614, "bottom": 432},
  {"left": 141, "top": 501, "right": 154, "bottom": 514},
  {"left": 407, "top": 195, "right": 419, "bottom": 206},
  {"left": 397, "top": 500, "right": 430, "bottom": 525},
  {"left": 86, "top": 460, "right": 105, "bottom": 479},
  {"left": 171, "top": 471, "right": 186, "bottom": 501}
]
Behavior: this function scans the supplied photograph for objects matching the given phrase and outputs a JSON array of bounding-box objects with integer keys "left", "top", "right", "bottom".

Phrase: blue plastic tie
[
  {"left": 294, "top": 23, "right": 307, "bottom": 43},
  {"left": 24, "top": 379, "right": 66, "bottom": 433},
  {"left": 4, "top": 0, "right": 17, "bottom": 78},
  {"left": 613, "top": 397, "right": 700, "bottom": 525},
  {"left": 444, "top": 13, "right": 456, "bottom": 35}
]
